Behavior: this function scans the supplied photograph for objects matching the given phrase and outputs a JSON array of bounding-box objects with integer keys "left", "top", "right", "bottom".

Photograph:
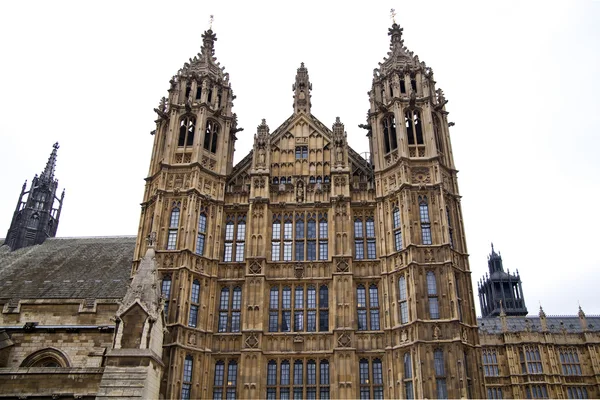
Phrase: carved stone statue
[{"left": 296, "top": 182, "right": 304, "bottom": 203}]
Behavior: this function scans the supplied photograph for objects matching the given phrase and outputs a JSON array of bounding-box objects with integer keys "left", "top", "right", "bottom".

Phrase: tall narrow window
[
  {"left": 294, "top": 286, "right": 304, "bottom": 331},
  {"left": 182, "top": 355, "right": 193, "bottom": 400},
  {"left": 560, "top": 348, "right": 582, "bottom": 376},
  {"left": 178, "top": 116, "right": 196, "bottom": 147},
  {"left": 272, "top": 214, "right": 281, "bottom": 261},
  {"left": 227, "top": 361, "right": 238, "bottom": 399},
  {"left": 404, "top": 353, "right": 414, "bottom": 399},
  {"left": 196, "top": 210, "right": 207, "bottom": 255},
  {"left": 399, "top": 275, "right": 408, "bottom": 324},
  {"left": 167, "top": 204, "right": 180, "bottom": 250},
  {"left": 427, "top": 271, "right": 440, "bottom": 319},
  {"left": 419, "top": 196, "right": 432, "bottom": 245},
  {"left": 307, "top": 213, "right": 317, "bottom": 261},
  {"left": 372, "top": 359, "right": 383, "bottom": 399},
  {"left": 357, "top": 284, "right": 380, "bottom": 331},
  {"left": 400, "top": 75, "right": 406, "bottom": 94},
  {"left": 319, "top": 285, "right": 329, "bottom": 331},
  {"left": 487, "top": 388, "right": 503, "bottom": 399},
  {"left": 214, "top": 361, "right": 225, "bottom": 400},
  {"left": 218, "top": 288, "right": 230, "bottom": 332},
  {"left": 366, "top": 217, "right": 376, "bottom": 259},
  {"left": 269, "top": 287, "right": 279, "bottom": 332},
  {"left": 281, "top": 360, "right": 291, "bottom": 399},
  {"left": 393, "top": 206, "right": 402, "bottom": 251},
  {"left": 295, "top": 213, "right": 305, "bottom": 261},
  {"left": 567, "top": 387, "right": 588, "bottom": 399},
  {"left": 188, "top": 279, "right": 200, "bottom": 328},
  {"left": 320, "top": 360, "right": 330, "bottom": 399},
  {"left": 204, "top": 120, "right": 219, "bottom": 153},
  {"left": 359, "top": 359, "right": 370, "bottom": 400},
  {"left": 223, "top": 214, "right": 245, "bottom": 262},
  {"left": 382, "top": 114, "right": 398, "bottom": 153},
  {"left": 525, "top": 347, "right": 543, "bottom": 374},
  {"left": 267, "top": 361, "right": 277, "bottom": 400},
  {"left": 434, "top": 349, "right": 447, "bottom": 399},
  {"left": 283, "top": 214, "right": 293, "bottom": 261},
  {"left": 282, "top": 286, "right": 291, "bottom": 332},
  {"left": 195, "top": 84, "right": 202, "bottom": 100},
  {"left": 307, "top": 360, "right": 316, "bottom": 400},
  {"left": 319, "top": 213, "right": 328, "bottom": 260},
  {"left": 293, "top": 360, "right": 303, "bottom": 400},
  {"left": 455, "top": 274, "right": 463, "bottom": 322},
  {"left": 446, "top": 206, "right": 454, "bottom": 249},
  {"left": 161, "top": 275, "right": 171, "bottom": 318},
  {"left": 526, "top": 385, "right": 548, "bottom": 399}
]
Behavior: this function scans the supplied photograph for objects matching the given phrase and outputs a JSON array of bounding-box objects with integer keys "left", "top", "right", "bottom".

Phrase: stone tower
[
  {"left": 135, "top": 22, "right": 484, "bottom": 399},
  {"left": 362, "top": 22, "right": 485, "bottom": 398},
  {"left": 478, "top": 244, "right": 527, "bottom": 317},
  {"left": 3, "top": 142, "right": 64, "bottom": 251}
]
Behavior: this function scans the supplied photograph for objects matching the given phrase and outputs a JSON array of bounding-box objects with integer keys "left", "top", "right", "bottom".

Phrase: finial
[
  {"left": 539, "top": 303, "right": 546, "bottom": 318},
  {"left": 41, "top": 142, "right": 60, "bottom": 182},
  {"left": 209, "top": 15, "right": 214, "bottom": 30},
  {"left": 390, "top": 8, "right": 397, "bottom": 24},
  {"left": 491, "top": 242, "right": 494, "bottom": 253},
  {"left": 499, "top": 300, "right": 506, "bottom": 317}
]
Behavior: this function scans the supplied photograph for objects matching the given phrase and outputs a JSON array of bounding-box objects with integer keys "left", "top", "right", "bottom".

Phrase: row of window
[
  {"left": 183, "top": 82, "right": 222, "bottom": 108},
  {"left": 273, "top": 176, "right": 331, "bottom": 185},
  {"left": 177, "top": 117, "right": 220, "bottom": 153},
  {"left": 267, "top": 359, "right": 330, "bottom": 400},
  {"left": 483, "top": 347, "right": 584, "bottom": 377},
  {"left": 381, "top": 111, "right": 424, "bottom": 154},
  {"left": 487, "top": 385, "right": 589, "bottom": 400},
  {"left": 165, "top": 199, "right": 455, "bottom": 257},
  {"left": 161, "top": 272, "right": 445, "bottom": 329}
]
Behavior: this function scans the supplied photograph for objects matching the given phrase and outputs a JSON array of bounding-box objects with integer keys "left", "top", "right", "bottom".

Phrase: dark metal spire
[{"left": 40, "top": 142, "right": 59, "bottom": 182}]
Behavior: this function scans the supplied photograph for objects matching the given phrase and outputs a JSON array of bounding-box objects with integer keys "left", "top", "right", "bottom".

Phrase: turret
[{"left": 3, "top": 142, "right": 64, "bottom": 251}]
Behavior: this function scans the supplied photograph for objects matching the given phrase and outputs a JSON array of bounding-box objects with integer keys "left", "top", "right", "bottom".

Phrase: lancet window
[
  {"left": 161, "top": 275, "right": 171, "bottom": 318},
  {"left": 181, "top": 355, "right": 193, "bottom": 400},
  {"left": 178, "top": 116, "right": 195, "bottom": 147},
  {"left": 167, "top": 203, "right": 180, "bottom": 250},
  {"left": 483, "top": 349, "right": 499, "bottom": 376},
  {"left": 196, "top": 209, "right": 207, "bottom": 256},
  {"left": 404, "top": 353, "right": 414, "bottom": 399},
  {"left": 188, "top": 279, "right": 200, "bottom": 328},
  {"left": 393, "top": 206, "right": 402, "bottom": 251},
  {"left": 446, "top": 206, "right": 454, "bottom": 249},
  {"left": 525, "top": 385, "right": 548, "bottom": 399},
  {"left": 427, "top": 271, "right": 440, "bottom": 319},
  {"left": 560, "top": 348, "right": 582, "bottom": 376},
  {"left": 382, "top": 114, "right": 398, "bottom": 153},
  {"left": 224, "top": 214, "right": 246, "bottom": 262},
  {"left": 204, "top": 120, "right": 219, "bottom": 153},
  {"left": 434, "top": 349, "right": 448, "bottom": 399},
  {"left": 295, "top": 146, "right": 308, "bottom": 159},
  {"left": 398, "top": 275, "right": 409, "bottom": 324},
  {"left": 359, "top": 358, "right": 383, "bottom": 399},
  {"left": 357, "top": 284, "right": 380, "bottom": 331},
  {"left": 268, "top": 284, "right": 328, "bottom": 333},
  {"left": 419, "top": 196, "right": 432, "bottom": 245},
  {"left": 520, "top": 346, "right": 543, "bottom": 374},
  {"left": 405, "top": 110, "right": 424, "bottom": 156},
  {"left": 218, "top": 287, "right": 242, "bottom": 333}
]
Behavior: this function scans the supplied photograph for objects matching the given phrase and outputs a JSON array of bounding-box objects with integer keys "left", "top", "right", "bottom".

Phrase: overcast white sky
[{"left": 1, "top": 1, "right": 598, "bottom": 316}]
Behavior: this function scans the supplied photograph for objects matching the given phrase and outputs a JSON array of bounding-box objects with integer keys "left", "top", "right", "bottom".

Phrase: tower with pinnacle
[{"left": 3, "top": 142, "right": 64, "bottom": 251}]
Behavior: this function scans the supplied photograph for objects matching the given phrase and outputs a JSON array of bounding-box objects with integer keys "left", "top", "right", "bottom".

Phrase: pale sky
[{"left": 1, "top": 1, "right": 598, "bottom": 316}]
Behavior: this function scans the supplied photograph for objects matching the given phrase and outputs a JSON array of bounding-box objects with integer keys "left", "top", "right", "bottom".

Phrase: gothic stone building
[{"left": 1, "top": 22, "right": 599, "bottom": 400}]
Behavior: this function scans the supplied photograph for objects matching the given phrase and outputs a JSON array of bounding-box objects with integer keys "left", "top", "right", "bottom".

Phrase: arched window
[
  {"left": 366, "top": 217, "right": 376, "bottom": 259},
  {"left": 319, "top": 285, "right": 329, "bottom": 331},
  {"left": 405, "top": 110, "right": 424, "bottom": 146},
  {"left": 21, "top": 348, "right": 70, "bottom": 368},
  {"left": 178, "top": 116, "right": 196, "bottom": 147},
  {"left": 393, "top": 207, "right": 402, "bottom": 251},
  {"left": 282, "top": 286, "right": 291, "bottom": 332},
  {"left": 419, "top": 196, "right": 432, "bottom": 245},
  {"left": 359, "top": 358, "right": 370, "bottom": 399},
  {"left": 161, "top": 275, "right": 172, "bottom": 318},
  {"left": 271, "top": 214, "right": 281, "bottom": 261},
  {"left": 188, "top": 279, "right": 200, "bottom": 327},
  {"left": 357, "top": 284, "right": 380, "bottom": 331},
  {"left": 28, "top": 213, "right": 40, "bottom": 229},
  {"left": 273, "top": 177, "right": 279, "bottom": 184},
  {"left": 293, "top": 360, "right": 303, "bottom": 399},
  {"left": 269, "top": 284, "right": 328, "bottom": 334},
  {"left": 167, "top": 204, "right": 180, "bottom": 250},
  {"left": 560, "top": 348, "right": 582, "bottom": 376},
  {"left": 204, "top": 120, "right": 220, "bottom": 153},
  {"left": 359, "top": 358, "right": 383, "bottom": 399},
  {"left": 309, "top": 176, "right": 315, "bottom": 184},
  {"left": 281, "top": 360, "right": 291, "bottom": 397},
  {"left": 399, "top": 73, "right": 406, "bottom": 94},
  {"left": 399, "top": 275, "right": 408, "bottom": 324},
  {"left": 427, "top": 271, "right": 439, "bottom": 319},
  {"left": 182, "top": 355, "right": 193, "bottom": 400},
  {"left": 434, "top": 350, "right": 447, "bottom": 399},
  {"left": 196, "top": 211, "right": 207, "bottom": 255},
  {"left": 433, "top": 113, "right": 444, "bottom": 155},
  {"left": 382, "top": 114, "right": 398, "bottom": 153}
]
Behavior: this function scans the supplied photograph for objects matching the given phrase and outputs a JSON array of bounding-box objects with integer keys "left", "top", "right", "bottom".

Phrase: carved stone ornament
[
  {"left": 411, "top": 167, "right": 431, "bottom": 184},
  {"left": 337, "top": 332, "right": 352, "bottom": 348},
  {"left": 294, "top": 264, "right": 304, "bottom": 278},
  {"left": 336, "top": 259, "right": 350, "bottom": 273},
  {"left": 294, "top": 334, "right": 304, "bottom": 343},
  {"left": 401, "top": 329, "right": 408, "bottom": 343},
  {"left": 188, "top": 332, "right": 197, "bottom": 345},
  {"left": 245, "top": 333, "right": 259, "bottom": 349},
  {"left": 249, "top": 261, "right": 262, "bottom": 275},
  {"left": 433, "top": 324, "right": 441, "bottom": 340},
  {"left": 296, "top": 181, "right": 304, "bottom": 203}
]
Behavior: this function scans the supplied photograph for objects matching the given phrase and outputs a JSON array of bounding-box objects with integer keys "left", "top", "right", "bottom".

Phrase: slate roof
[
  {"left": 478, "top": 316, "right": 600, "bottom": 335},
  {"left": 0, "top": 236, "right": 135, "bottom": 300}
]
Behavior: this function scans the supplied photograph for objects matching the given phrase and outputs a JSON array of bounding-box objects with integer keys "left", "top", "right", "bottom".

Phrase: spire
[
  {"left": 293, "top": 62, "right": 312, "bottom": 114},
  {"left": 40, "top": 142, "right": 59, "bottom": 182},
  {"left": 201, "top": 27, "right": 217, "bottom": 57}
]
